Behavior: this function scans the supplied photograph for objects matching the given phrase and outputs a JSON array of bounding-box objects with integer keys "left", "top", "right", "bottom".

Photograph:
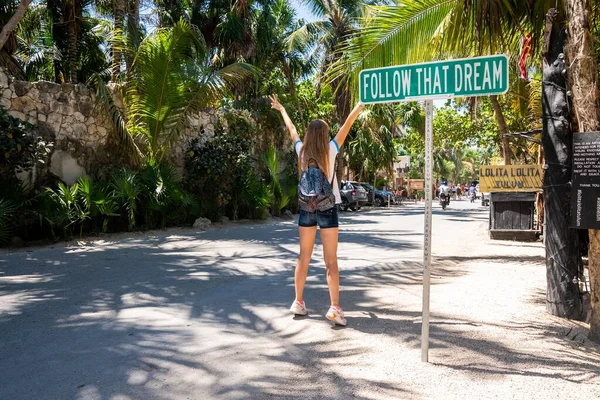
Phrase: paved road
[{"left": 1, "top": 200, "right": 599, "bottom": 399}]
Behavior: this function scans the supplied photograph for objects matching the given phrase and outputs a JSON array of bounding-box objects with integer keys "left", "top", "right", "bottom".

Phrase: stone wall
[{"left": 0, "top": 68, "right": 222, "bottom": 184}]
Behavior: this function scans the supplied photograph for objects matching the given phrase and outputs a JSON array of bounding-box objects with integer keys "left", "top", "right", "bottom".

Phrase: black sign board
[{"left": 571, "top": 132, "right": 600, "bottom": 229}]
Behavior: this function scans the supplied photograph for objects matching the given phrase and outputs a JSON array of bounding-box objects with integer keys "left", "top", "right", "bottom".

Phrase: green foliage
[
  {"left": 0, "top": 199, "right": 17, "bottom": 244},
  {"left": 110, "top": 169, "right": 142, "bottom": 230},
  {"left": 238, "top": 169, "right": 274, "bottom": 220},
  {"left": 139, "top": 162, "right": 199, "bottom": 228},
  {"left": 264, "top": 146, "right": 297, "bottom": 216},
  {"left": 92, "top": 19, "right": 256, "bottom": 164},
  {"left": 41, "top": 181, "right": 86, "bottom": 238},
  {"left": 0, "top": 107, "right": 52, "bottom": 178},
  {"left": 184, "top": 112, "right": 265, "bottom": 220},
  {"left": 348, "top": 104, "right": 398, "bottom": 182},
  {"left": 34, "top": 163, "right": 198, "bottom": 241},
  {"left": 14, "top": 3, "right": 109, "bottom": 83}
]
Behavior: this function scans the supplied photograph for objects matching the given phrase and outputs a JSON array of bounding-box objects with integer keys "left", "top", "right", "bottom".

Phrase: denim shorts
[{"left": 298, "top": 207, "right": 339, "bottom": 229}]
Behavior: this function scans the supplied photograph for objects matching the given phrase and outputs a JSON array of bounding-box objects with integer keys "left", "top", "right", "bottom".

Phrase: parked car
[
  {"left": 359, "top": 182, "right": 393, "bottom": 206},
  {"left": 382, "top": 189, "right": 399, "bottom": 204},
  {"left": 339, "top": 181, "right": 368, "bottom": 211}
]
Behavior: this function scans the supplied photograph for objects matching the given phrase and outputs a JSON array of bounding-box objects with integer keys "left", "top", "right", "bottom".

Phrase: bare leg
[
  {"left": 320, "top": 227, "right": 340, "bottom": 306},
  {"left": 295, "top": 226, "right": 317, "bottom": 302}
]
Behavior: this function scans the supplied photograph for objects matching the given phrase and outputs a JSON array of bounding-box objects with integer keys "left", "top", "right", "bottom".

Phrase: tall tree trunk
[
  {"left": 0, "top": 0, "right": 31, "bottom": 51},
  {"left": 67, "top": 1, "right": 79, "bottom": 84},
  {"left": 564, "top": 0, "right": 600, "bottom": 340},
  {"left": 542, "top": 8, "right": 584, "bottom": 320},
  {"left": 490, "top": 95, "right": 512, "bottom": 165},
  {"left": 125, "top": 0, "right": 139, "bottom": 79},
  {"left": 112, "top": 0, "right": 126, "bottom": 82}
]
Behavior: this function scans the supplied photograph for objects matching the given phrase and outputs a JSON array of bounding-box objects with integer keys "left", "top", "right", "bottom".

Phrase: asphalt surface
[{"left": 1, "top": 200, "right": 599, "bottom": 399}]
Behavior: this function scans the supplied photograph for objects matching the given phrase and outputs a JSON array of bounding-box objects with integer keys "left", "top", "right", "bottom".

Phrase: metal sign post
[
  {"left": 421, "top": 99, "right": 433, "bottom": 362},
  {"left": 357, "top": 54, "right": 509, "bottom": 363}
]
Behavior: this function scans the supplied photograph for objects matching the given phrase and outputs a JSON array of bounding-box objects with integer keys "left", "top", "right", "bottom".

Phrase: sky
[{"left": 291, "top": 0, "right": 318, "bottom": 22}]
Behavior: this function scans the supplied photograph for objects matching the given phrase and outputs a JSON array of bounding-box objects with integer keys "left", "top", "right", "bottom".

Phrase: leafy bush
[
  {"left": 37, "top": 163, "right": 198, "bottom": 240},
  {"left": 41, "top": 181, "right": 88, "bottom": 238},
  {"left": 236, "top": 169, "right": 273, "bottom": 220},
  {"left": 264, "top": 146, "right": 297, "bottom": 216},
  {"left": 0, "top": 106, "right": 52, "bottom": 179},
  {"left": 110, "top": 169, "right": 142, "bottom": 230},
  {"left": 139, "top": 162, "right": 199, "bottom": 228},
  {"left": 184, "top": 112, "right": 268, "bottom": 220},
  {"left": 0, "top": 199, "right": 17, "bottom": 244}
]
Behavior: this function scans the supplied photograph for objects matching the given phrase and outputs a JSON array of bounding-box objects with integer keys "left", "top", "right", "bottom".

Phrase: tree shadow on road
[{"left": 0, "top": 213, "right": 598, "bottom": 399}]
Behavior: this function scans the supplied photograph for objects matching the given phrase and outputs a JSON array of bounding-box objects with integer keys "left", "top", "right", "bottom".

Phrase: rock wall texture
[{"left": 0, "top": 68, "right": 223, "bottom": 184}]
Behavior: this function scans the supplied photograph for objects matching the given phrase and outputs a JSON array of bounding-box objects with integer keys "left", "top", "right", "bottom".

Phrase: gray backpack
[{"left": 298, "top": 161, "right": 335, "bottom": 212}]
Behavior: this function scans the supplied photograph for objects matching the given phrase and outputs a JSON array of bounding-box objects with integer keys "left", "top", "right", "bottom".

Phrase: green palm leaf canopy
[
  {"left": 92, "top": 19, "right": 257, "bottom": 164},
  {"left": 329, "top": 0, "right": 552, "bottom": 100}
]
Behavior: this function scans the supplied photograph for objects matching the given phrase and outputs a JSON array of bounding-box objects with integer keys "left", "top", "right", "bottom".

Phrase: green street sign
[{"left": 359, "top": 55, "right": 509, "bottom": 104}]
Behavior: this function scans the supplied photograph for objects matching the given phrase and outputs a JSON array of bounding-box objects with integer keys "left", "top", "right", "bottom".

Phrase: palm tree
[
  {"left": 43, "top": 0, "right": 108, "bottom": 83},
  {"left": 44, "top": 0, "right": 89, "bottom": 83},
  {"left": 0, "top": 0, "right": 31, "bottom": 52},
  {"left": 348, "top": 104, "right": 397, "bottom": 194},
  {"left": 288, "top": 0, "right": 366, "bottom": 181},
  {"left": 111, "top": 0, "right": 125, "bottom": 81},
  {"left": 253, "top": 0, "right": 315, "bottom": 130},
  {"left": 94, "top": 19, "right": 256, "bottom": 164},
  {"left": 0, "top": 0, "right": 30, "bottom": 79},
  {"left": 14, "top": 4, "right": 59, "bottom": 81},
  {"left": 8, "top": 1, "right": 107, "bottom": 83}
]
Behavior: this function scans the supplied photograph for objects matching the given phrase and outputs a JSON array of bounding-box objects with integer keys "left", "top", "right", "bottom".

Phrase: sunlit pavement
[{"left": 1, "top": 201, "right": 599, "bottom": 399}]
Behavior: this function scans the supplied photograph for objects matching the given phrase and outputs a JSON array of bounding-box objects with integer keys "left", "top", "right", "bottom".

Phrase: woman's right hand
[{"left": 269, "top": 94, "right": 284, "bottom": 112}]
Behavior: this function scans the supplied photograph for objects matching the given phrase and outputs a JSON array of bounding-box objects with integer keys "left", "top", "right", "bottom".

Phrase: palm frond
[
  {"left": 0, "top": 199, "right": 17, "bottom": 244},
  {"left": 286, "top": 20, "right": 331, "bottom": 52},
  {"left": 89, "top": 74, "right": 143, "bottom": 163}
]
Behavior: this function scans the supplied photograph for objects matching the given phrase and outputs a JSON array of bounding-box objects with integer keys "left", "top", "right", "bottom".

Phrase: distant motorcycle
[{"left": 440, "top": 193, "right": 450, "bottom": 210}]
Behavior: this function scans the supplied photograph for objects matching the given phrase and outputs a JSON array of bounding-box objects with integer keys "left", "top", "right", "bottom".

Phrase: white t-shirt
[{"left": 295, "top": 140, "right": 341, "bottom": 204}]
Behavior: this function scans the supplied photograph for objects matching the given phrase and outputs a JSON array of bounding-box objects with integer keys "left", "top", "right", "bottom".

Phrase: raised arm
[
  {"left": 334, "top": 102, "right": 364, "bottom": 147},
  {"left": 269, "top": 95, "right": 300, "bottom": 144}
]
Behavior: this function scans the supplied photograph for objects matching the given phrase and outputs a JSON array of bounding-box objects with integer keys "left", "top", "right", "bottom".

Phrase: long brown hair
[{"left": 299, "top": 119, "right": 330, "bottom": 177}]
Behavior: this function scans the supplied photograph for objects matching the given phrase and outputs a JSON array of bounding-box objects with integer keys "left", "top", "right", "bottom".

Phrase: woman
[{"left": 269, "top": 94, "right": 364, "bottom": 326}]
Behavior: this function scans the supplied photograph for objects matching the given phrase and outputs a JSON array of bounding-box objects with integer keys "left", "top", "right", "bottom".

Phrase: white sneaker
[
  {"left": 326, "top": 305, "right": 347, "bottom": 326},
  {"left": 290, "top": 300, "right": 308, "bottom": 316}
]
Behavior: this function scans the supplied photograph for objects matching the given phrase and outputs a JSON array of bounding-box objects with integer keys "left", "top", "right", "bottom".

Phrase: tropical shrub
[
  {"left": 0, "top": 107, "right": 53, "bottom": 243},
  {"left": 37, "top": 164, "right": 198, "bottom": 240},
  {"left": 264, "top": 146, "right": 297, "bottom": 216},
  {"left": 0, "top": 106, "right": 52, "bottom": 181},
  {"left": 41, "top": 181, "right": 87, "bottom": 238},
  {"left": 0, "top": 199, "right": 17, "bottom": 244},
  {"left": 184, "top": 112, "right": 268, "bottom": 220},
  {"left": 93, "top": 19, "right": 255, "bottom": 165},
  {"left": 110, "top": 169, "right": 142, "bottom": 231},
  {"left": 139, "top": 162, "right": 199, "bottom": 228}
]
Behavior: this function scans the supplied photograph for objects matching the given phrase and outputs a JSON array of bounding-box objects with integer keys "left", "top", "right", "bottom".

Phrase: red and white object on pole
[{"left": 519, "top": 33, "right": 532, "bottom": 80}]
